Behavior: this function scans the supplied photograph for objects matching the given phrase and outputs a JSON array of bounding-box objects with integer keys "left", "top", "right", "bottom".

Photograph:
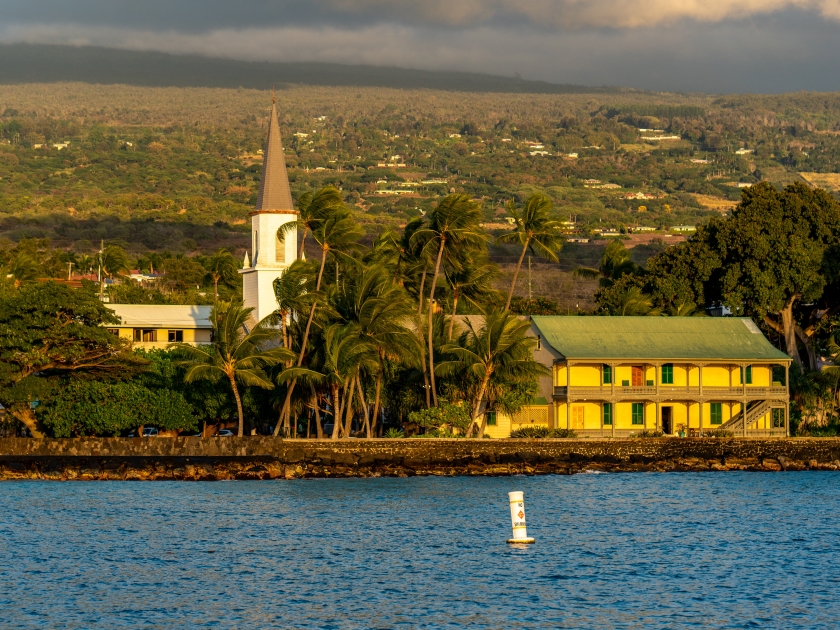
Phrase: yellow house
[
  {"left": 528, "top": 316, "right": 791, "bottom": 437},
  {"left": 106, "top": 305, "right": 213, "bottom": 350},
  {"left": 484, "top": 397, "right": 550, "bottom": 438}
]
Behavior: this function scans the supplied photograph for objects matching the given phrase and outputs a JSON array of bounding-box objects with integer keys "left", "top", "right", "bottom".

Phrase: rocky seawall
[{"left": 1, "top": 437, "right": 840, "bottom": 480}]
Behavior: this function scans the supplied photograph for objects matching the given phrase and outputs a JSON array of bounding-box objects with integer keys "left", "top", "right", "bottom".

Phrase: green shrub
[
  {"left": 549, "top": 428, "right": 578, "bottom": 438},
  {"left": 630, "top": 429, "right": 665, "bottom": 438},
  {"left": 408, "top": 404, "right": 471, "bottom": 434},
  {"left": 703, "top": 429, "right": 735, "bottom": 438},
  {"left": 39, "top": 380, "right": 196, "bottom": 437},
  {"left": 510, "top": 426, "right": 578, "bottom": 438},
  {"left": 384, "top": 428, "right": 405, "bottom": 438}
]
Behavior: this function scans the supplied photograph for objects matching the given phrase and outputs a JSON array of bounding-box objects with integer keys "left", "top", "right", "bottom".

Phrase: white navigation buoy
[{"left": 507, "top": 490, "right": 535, "bottom": 544}]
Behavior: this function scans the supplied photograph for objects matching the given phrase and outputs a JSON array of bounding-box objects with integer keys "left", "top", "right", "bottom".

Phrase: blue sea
[{"left": 1, "top": 473, "right": 838, "bottom": 628}]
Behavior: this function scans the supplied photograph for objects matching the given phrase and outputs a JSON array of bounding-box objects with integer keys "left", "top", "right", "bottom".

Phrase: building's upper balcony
[{"left": 553, "top": 384, "right": 789, "bottom": 401}]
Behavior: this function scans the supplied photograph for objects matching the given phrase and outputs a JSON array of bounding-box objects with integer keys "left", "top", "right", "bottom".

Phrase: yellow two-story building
[
  {"left": 524, "top": 316, "right": 791, "bottom": 437},
  {"left": 107, "top": 305, "right": 213, "bottom": 350}
]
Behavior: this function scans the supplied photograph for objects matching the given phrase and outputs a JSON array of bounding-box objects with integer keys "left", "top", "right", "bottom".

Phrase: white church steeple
[{"left": 240, "top": 95, "right": 298, "bottom": 324}]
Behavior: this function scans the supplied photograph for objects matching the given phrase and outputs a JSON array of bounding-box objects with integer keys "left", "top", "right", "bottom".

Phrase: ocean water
[{"left": 0, "top": 473, "right": 838, "bottom": 629}]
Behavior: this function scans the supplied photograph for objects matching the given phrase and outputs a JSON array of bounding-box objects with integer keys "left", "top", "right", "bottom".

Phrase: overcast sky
[{"left": 1, "top": 0, "right": 839, "bottom": 93}]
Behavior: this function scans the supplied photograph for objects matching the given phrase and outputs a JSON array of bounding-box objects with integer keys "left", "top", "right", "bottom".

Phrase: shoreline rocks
[{"left": 1, "top": 437, "right": 840, "bottom": 480}]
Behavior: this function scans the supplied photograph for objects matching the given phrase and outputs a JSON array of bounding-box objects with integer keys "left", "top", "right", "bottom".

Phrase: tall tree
[
  {"left": 284, "top": 185, "right": 345, "bottom": 259},
  {"left": 274, "top": 205, "right": 363, "bottom": 434},
  {"left": 171, "top": 301, "right": 293, "bottom": 436},
  {"left": 438, "top": 309, "right": 547, "bottom": 437},
  {"left": 0, "top": 282, "right": 145, "bottom": 437},
  {"left": 98, "top": 244, "right": 130, "bottom": 300},
  {"left": 206, "top": 249, "right": 239, "bottom": 303},
  {"left": 497, "top": 193, "right": 565, "bottom": 310},
  {"left": 573, "top": 240, "right": 637, "bottom": 287},
  {"left": 444, "top": 255, "right": 501, "bottom": 339},
  {"left": 412, "top": 194, "right": 485, "bottom": 406}
]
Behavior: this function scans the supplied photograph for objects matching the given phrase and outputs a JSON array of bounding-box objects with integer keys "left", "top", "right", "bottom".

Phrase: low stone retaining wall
[{"left": 2, "top": 437, "right": 840, "bottom": 480}]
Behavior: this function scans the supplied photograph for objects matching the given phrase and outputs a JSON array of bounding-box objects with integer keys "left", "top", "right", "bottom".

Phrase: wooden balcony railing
[{"left": 554, "top": 385, "right": 788, "bottom": 400}]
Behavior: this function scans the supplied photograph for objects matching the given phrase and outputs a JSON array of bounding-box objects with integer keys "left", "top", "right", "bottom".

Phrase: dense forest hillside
[
  {"left": 1, "top": 82, "right": 839, "bottom": 309},
  {"left": 0, "top": 44, "right": 615, "bottom": 94}
]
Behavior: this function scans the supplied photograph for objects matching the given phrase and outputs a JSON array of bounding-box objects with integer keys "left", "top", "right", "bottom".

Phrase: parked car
[
  {"left": 127, "top": 428, "right": 159, "bottom": 437},
  {"left": 217, "top": 429, "right": 234, "bottom": 437}
]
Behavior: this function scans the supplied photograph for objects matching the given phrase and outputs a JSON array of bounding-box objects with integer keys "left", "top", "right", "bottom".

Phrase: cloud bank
[{"left": 0, "top": 0, "right": 838, "bottom": 92}]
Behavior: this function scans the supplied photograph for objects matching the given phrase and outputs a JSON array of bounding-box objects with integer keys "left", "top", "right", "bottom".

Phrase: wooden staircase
[{"left": 720, "top": 400, "right": 772, "bottom": 432}]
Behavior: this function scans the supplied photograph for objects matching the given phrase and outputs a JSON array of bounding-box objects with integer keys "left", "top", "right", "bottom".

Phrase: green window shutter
[
  {"left": 603, "top": 365, "right": 612, "bottom": 385},
  {"left": 710, "top": 403, "right": 722, "bottom": 425},
  {"left": 603, "top": 403, "right": 612, "bottom": 426},
  {"left": 486, "top": 411, "right": 497, "bottom": 426},
  {"left": 632, "top": 403, "right": 644, "bottom": 425},
  {"left": 745, "top": 366, "right": 753, "bottom": 385},
  {"left": 661, "top": 363, "right": 674, "bottom": 385}
]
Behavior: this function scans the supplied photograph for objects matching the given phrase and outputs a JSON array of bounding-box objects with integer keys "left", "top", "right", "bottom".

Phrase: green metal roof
[{"left": 531, "top": 316, "right": 791, "bottom": 362}]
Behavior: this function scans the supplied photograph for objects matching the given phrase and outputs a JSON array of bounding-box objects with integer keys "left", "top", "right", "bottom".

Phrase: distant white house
[
  {"left": 671, "top": 225, "right": 697, "bottom": 232},
  {"left": 735, "top": 148, "right": 754, "bottom": 155}
]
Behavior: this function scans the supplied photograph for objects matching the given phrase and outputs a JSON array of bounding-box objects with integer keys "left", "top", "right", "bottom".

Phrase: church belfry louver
[{"left": 240, "top": 96, "right": 298, "bottom": 324}]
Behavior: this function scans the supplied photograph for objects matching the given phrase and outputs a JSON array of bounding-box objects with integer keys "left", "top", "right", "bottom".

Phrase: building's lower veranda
[{"left": 486, "top": 316, "right": 791, "bottom": 438}]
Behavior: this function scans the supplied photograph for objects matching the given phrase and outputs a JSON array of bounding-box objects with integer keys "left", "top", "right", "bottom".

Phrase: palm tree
[
  {"left": 612, "top": 285, "right": 661, "bottom": 316},
  {"left": 206, "top": 249, "right": 239, "bottom": 302},
  {"left": 274, "top": 205, "right": 363, "bottom": 434},
  {"left": 496, "top": 193, "right": 565, "bottom": 310},
  {"left": 438, "top": 309, "right": 547, "bottom": 437},
  {"left": 411, "top": 194, "right": 485, "bottom": 406},
  {"left": 444, "top": 255, "right": 501, "bottom": 339},
  {"left": 171, "top": 301, "right": 293, "bottom": 436},
  {"left": 98, "top": 244, "right": 130, "bottom": 300},
  {"left": 282, "top": 185, "right": 344, "bottom": 259},
  {"left": 2, "top": 253, "right": 40, "bottom": 288},
  {"left": 272, "top": 259, "right": 317, "bottom": 350},
  {"left": 333, "top": 267, "right": 419, "bottom": 436},
  {"left": 77, "top": 254, "right": 95, "bottom": 275},
  {"left": 573, "top": 240, "right": 637, "bottom": 287}
]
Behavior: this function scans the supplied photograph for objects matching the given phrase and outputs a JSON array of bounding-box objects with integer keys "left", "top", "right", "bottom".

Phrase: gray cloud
[{"left": 0, "top": 1, "right": 838, "bottom": 92}]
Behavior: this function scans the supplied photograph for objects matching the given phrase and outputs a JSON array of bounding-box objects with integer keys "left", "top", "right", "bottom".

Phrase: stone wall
[{"left": 2, "top": 437, "right": 840, "bottom": 480}]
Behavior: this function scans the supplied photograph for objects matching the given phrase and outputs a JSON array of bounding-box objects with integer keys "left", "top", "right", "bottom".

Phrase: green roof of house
[{"left": 531, "top": 316, "right": 791, "bottom": 362}]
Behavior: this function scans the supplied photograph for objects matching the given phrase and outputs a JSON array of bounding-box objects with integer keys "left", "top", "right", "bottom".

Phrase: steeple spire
[{"left": 254, "top": 98, "right": 294, "bottom": 213}]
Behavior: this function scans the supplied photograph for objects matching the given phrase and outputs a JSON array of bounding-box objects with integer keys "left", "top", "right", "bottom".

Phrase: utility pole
[{"left": 67, "top": 262, "right": 73, "bottom": 281}]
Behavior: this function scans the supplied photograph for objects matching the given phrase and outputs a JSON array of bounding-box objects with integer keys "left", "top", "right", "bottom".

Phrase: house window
[
  {"left": 741, "top": 366, "right": 753, "bottom": 385},
  {"left": 661, "top": 363, "right": 674, "bottom": 385},
  {"left": 134, "top": 329, "right": 157, "bottom": 342},
  {"left": 710, "top": 403, "right": 723, "bottom": 425},
  {"left": 275, "top": 231, "right": 285, "bottom": 264},
  {"left": 603, "top": 365, "right": 612, "bottom": 385},
  {"left": 168, "top": 330, "right": 184, "bottom": 343},
  {"left": 486, "top": 411, "right": 497, "bottom": 426},
  {"left": 603, "top": 403, "right": 613, "bottom": 426},
  {"left": 631, "top": 402, "right": 644, "bottom": 425}
]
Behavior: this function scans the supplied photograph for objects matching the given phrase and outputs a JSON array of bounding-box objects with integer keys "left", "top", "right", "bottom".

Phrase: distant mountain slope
[{"left": 0, "top": 43, "right": 620, "bottom": 94}]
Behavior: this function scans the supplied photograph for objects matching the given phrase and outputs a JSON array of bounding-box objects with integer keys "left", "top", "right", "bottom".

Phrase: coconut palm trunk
[
  {"left": 427, "top": 239, "right": 446, "bottom": 407},
  {"left": 228, "top": 371, "right": 246, "bottom": 437},
  {"left": 355, "top": 376, "right": 371, "bottom": 438},
  {"left": 448, "top": 293, "right": 461, "bottom": 340},
  {"left": 506, "top": 240, "right": 530, "bottom": 310},
  {"left": 371, "top": 372, "right": 383, "bottom": 437},
  {"left": 416, "top": 267, "right": 431, "bottom": 408},
  {"left": 342, "top": 376, "right": 358, "bottom": 438},
  {"left": 275, "top": 249, "right": 330, "bottom": 436}
]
